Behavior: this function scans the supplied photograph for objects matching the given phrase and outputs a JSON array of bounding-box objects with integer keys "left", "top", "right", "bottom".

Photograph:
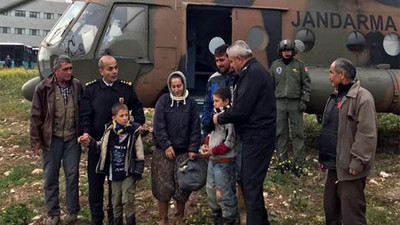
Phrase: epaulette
[
  {"left": 120, "top": 79, "right": 133, "bottom": 86},
  {"left": 85, "top": 79, "right": 97, "bottom": 86}
]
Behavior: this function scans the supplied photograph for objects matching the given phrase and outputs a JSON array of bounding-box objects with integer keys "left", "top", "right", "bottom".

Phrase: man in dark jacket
[
  {"left": 319, "top": 58, "right": 377, "bottom": 225},
  {"left": 30, "top": 55, "right": 84, "bottom": 225},
  {"left": 79, "top": 55, "right": 145, "bottom": 225},
  {"left": 213, "top": 40, "right": 276, "bottom": 225}
]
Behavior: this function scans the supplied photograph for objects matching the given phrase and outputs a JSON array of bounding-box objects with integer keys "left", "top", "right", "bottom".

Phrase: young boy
[
  {"left": 94, "top": 103, "right": 144, "bottom": 225},
  {"left": 201, "top": 87, "right": 238, "bottom": 225}
]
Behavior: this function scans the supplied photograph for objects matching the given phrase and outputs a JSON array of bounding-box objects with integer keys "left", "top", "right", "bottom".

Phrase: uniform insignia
[
  {"left": 120, "top": 80, "right": 132, "bottom": 86},
  {"left": 292, "top": 68, "right": 298, "bottom": 73},
  {"left": 85, "top": 79, "right": 97, "bottom": 86},
  {"left": 276, "top": 67, "right": 282, "bottom": 75}
]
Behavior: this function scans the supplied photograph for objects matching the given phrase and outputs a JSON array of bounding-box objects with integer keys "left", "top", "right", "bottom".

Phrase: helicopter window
[
  {"left": 45, "top": 1, "right": 84, "bottom": 45},
  {"left": 60, "top": 3, "right": 105, "bottom": 56},
  {"left": 383, "top": 33, "right": 400, "bottom": 56},
  {"left": 246, "top": 26, "right": 269, "bottom": 51},
  {"left": 208, "top": 37, "right": 225, "bottom": 55},
  {"left": 346, "top": 31, "right": 366, "bottom": 52},
  {"left": 295, "top": 28, "right": 315, "bottom": 53},
  {"left": 97, "top": 5, "right": 148, "bottom": 61}
]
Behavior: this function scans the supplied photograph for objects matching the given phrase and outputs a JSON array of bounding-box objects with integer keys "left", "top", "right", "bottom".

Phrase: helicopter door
[
  {"left": 231, "top": 8, "right": 282, "bottom": 68},
  {"left": 186, "top": 5, "right": 232, "bottom": 97}
]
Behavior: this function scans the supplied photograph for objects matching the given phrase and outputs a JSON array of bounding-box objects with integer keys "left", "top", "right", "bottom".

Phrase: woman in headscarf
[{"left": 152, "top": 71, "right": 201, "bottom": 225}]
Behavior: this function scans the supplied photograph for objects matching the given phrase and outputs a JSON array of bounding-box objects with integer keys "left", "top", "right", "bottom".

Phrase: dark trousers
[
  {"left": 324, "top": 170, "right": 367, "bottom": 225},
  {"left": 239, "top": 135, "right": 274, "bottom": 225},
  {"left": 88, "top": 144, "right": 113, "bottom": 223},
  {"left": 42, "top": 136, "right": 81, "bottom": 217}
]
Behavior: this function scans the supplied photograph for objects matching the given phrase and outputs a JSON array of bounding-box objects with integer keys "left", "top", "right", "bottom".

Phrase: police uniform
[
  {"left": 80, "top": 78, "right": 145, "bottom": 224},
  {"left": 270, "top": 58, "right": 311, "bottom": 171}
]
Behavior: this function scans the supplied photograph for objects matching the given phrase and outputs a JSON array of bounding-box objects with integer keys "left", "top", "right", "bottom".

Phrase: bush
[{"left": 0, "top": 203, "right": 34, "bottom": 225}]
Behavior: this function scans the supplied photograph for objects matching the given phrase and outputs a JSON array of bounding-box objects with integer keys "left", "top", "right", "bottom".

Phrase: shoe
[
  {"left": 46, "top": 216, "right": 60, "bottom": 225},
  {"left": 292, "top": 166, "right": 303, "bottom": 178},
  {"left": 211, "top": 211, "right": 223, "bottom": 225},
  {"left": 64, "top": 214, "right": 77, "bottom": 224}
]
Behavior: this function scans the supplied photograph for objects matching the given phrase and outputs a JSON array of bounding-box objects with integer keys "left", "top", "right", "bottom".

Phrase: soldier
[
  {"left": 30, "top": 55, "right": 84, "bottom": 225},
  {"left": 319, "top": 58, "right": 377, "bottom": 224},
  {"left": 270, "top": 39, "right": 311, "bottom": 177},
  {"left": 79, "top": 55, "right": 145, "bottom": 225},
  {"left": 202, "top": 44, "right": 237, "bottom": 136}
]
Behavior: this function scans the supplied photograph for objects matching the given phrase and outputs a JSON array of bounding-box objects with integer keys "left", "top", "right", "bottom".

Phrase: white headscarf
[{"left": 167, "top": 71, "right": 189, "bottom": 107}]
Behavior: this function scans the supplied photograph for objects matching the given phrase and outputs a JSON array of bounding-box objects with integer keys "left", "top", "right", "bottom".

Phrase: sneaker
[
  {"left": 46, "top": 216, "right": 60, "bottom": 225},
  {"left": 64, "top": 214, "right": 77, "bottom": 224}
]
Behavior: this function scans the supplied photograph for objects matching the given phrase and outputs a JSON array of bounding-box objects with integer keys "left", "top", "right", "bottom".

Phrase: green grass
[{"left": 0, "top": 165, "right": 43, "bottom": 198}]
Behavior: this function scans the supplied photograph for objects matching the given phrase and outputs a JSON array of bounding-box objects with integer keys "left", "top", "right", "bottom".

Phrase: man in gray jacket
[{"left": 319, "top": 58, "right": 377, "bottom": 225}]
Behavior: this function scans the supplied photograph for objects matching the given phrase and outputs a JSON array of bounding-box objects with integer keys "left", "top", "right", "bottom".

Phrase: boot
[
  {"left": 126, "top": 215, "right": 136, "bottom": 225},
  {"left": 211, "top": 210, "right": 222, "bottom": 225},
  {"left": 158, "top": 200, "right": 169, "bottom": 225},
  {"left": 107, "top": 206, "right": 115, "bottom": 225},
  {"left": 175, "top": 202, "right": 185, "bottom": 225},
  {"left": 223, "top": 218, "right": 236, "bottom": 225},
  {"left": 113, "top": 216, "right": 123, "bottom": 225}
]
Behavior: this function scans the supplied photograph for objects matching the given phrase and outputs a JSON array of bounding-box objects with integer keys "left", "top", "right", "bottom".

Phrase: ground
[{"left": 0, "top": 71, "right": 399, "bottom": 224}]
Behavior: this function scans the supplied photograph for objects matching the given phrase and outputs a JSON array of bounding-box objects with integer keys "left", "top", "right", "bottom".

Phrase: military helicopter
[{"left": 11, "top": 0, "right": 400, "bottom": 115}]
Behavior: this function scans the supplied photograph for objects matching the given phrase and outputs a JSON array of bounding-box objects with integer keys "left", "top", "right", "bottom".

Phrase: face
[
  {"left": 215, "top": 55, "right": 230, "bottom": 74},
  {"left": 281, "top": 49, "right": 293, "bottom": 59},
  {"left": 213, "top": 95, "right": 229, "bottom": 108},
  {"left": 228, "top": 55, "right": 242, "bottom": 74},
  {"left": 54, "top": 62, "right": 73, "bottom": 84},
  {"left": 113, "top": 109, "right": 129, "bottom": 126},
  {"left": 99, "top": 57, "right": 118, "bottom": 84},
  {"left": 329, "top": 62, "right": 342, "bottom": 87},
  {"left": 170, "top": 77, "right": 184, "bottom": 97}
]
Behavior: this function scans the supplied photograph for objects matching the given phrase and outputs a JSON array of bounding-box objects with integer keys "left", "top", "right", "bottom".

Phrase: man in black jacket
[
  {"left": 79, "top": 55, "right": 145, "bottom": 225},
  {"left": 213, "top": 40, "right": 276, "bottom": 225}
]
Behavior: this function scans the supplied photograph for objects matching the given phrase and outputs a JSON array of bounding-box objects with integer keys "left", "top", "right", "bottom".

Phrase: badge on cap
[{"left": 276, "top": 67, "right": 282, "bottom": 75}]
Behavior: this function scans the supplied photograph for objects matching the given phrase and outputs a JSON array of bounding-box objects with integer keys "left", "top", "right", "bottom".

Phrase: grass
[{"left": 0, "top": 69, "right": 399, "bottom": 224}]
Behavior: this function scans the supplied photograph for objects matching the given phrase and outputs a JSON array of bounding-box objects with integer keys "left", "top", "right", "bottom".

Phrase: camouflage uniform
[{"left": 270, "top": 58, "right": 311, "bottom": 170}]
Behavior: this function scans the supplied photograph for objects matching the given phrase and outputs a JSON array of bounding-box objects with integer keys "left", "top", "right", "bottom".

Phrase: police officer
[
  {"left": 270, "top": 39, "right": 311, "bottom": 177},
  {"left": 79, "top": 55, "right": 145, "bottom": 225}
]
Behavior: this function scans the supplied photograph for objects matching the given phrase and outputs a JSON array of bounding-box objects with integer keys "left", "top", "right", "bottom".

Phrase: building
[{"left": 0, "top": 0, "right": 69, "bottom": 47}]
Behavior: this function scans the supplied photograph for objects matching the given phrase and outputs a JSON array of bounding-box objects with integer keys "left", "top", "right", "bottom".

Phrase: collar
[
  {"left": 337, "top": 82, "right": 354, "bottom": 96},
  {"left": 345, "top": 79, "right": 361, "bottom": 99},
  {"left": 102, "top": 78, "right": 114, "bottom": 87}
]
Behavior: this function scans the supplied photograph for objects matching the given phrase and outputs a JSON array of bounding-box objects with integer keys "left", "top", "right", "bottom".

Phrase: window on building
[
  {"left": 0, "top": 11, "right": 9, "bottom": 16},
  {"left": 0, "top": 27, "right": 10, "bottom": 33},
  {"left": 29, "top": 29, "right": 40, "bottom": 36},
  {"left": 44, "top": 12, "right": 54, "bottom": 19},
  {"left": 15, "top": 28, "right": 25, "bottom": 35},
  {"left": 15, "top": 10, "right": 26, "bottom": 17},
  {"left": 30, "top": 11, "right": 40, "bottom": 18},
  {"left": 43, "top": 30, "right": 50, "bottom": 36}
]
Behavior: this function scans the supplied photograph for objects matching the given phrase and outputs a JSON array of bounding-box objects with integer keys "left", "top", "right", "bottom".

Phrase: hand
[
  {"left": 188, "top": 152, "right": 198, "bottom": 159},
  {"left": 349, "top": 168, "right": 359, "bottom": 175},
  {"left": 201, "top": 144, "right": 211, "bottom": 157},
  {"left": 164, "top": 146, "right": 175, "bottom": 159},
  {"left": 213, "top": 113, "right": 220, "bottom": 126},
  {"left": 77, "top": 133, "right": 90, "bottom": 147},
  {"left": 318, "top": 162, "right": 325, "bottom": 172},
  {"left": 33, "top": 148, "right": 41, "bottom": 156},
  {"left": 134, "top": 179, "right": 140, "bottom": 186},
  {"left": 138, "top": 126, "right": 150, "bottom": 136}
]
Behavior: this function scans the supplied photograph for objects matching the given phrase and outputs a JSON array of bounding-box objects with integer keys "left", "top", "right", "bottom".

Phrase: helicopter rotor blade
[{"left": 0, "top": 0, "right": 37, "bottom": 14}]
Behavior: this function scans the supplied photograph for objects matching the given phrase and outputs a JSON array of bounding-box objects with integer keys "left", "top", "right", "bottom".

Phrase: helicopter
[{"left": 13, "top": 0, "right": 400, "bottom": 115}]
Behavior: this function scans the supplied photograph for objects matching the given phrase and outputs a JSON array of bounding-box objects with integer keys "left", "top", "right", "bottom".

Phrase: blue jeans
[
  {"left": 42, "top": 136, "right": 81, "bottom": 217},
  {"left": 206, "top": 159, "right": 238, "bottom": 221}
]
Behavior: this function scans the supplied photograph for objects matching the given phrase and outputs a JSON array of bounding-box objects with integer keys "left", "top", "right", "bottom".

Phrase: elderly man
[
  {"left": 79, "top": 55, "right": 145, "bottom": 225},
  {"left": 319, "top": 58, "right": 377, "bottom": 225},
  {"left": 30, "top": 55, "right": 84, "bottom": 225},
  {"left": 213, "top": 40, "right": 276, "bottom": 225}
]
